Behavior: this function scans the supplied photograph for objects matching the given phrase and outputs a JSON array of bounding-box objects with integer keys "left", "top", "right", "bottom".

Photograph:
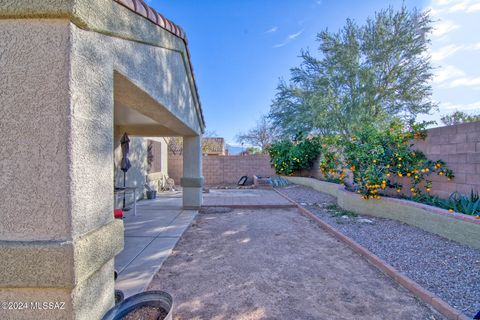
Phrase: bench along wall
[
  {"left": 300, "top": 121, "right": 480, "bottom": 199},
  {"left": 169, "top": 154, "right": 276, "bottom": 186}
]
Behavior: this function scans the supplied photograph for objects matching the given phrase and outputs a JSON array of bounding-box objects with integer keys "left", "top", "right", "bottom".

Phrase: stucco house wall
[
  {"left": 148, "top": 138, "right": 169, "bottom": 175},
  {"left": 113, "top": 136, "right": 169, "bottom": 207},
  {"left": 114, "top": 136, "right": 148, "bottom": 205}
]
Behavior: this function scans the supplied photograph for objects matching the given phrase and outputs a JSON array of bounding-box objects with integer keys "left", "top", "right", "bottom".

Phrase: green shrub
[
  {"left": 269, "top": 119, "right": 456, "bottom": 203},
  {"left": 268, "top": 138, "right": 321, "bottom": 175},
  {"left": 342, "top": 120, "right": 454, "bottom": 199},
  {"left": 412, "top": 191, "right": 480, "bottom": 216}
]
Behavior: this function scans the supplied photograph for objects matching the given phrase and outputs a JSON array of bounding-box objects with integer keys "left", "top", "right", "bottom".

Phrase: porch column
[
  {"left": 0, "top": 20, "right": 122, "bottom": 320},
  {"left": 181, "top": 135, "right": 204, "bottom": 209}
]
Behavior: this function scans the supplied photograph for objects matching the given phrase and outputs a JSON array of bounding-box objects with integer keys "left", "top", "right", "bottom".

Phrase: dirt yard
[{"left": 148, "top": 208, "right": 444, "bottom": 320}]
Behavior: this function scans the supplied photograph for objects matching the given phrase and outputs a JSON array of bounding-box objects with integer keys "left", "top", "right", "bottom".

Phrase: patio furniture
[{"left": 114, "top": 187, "right": 137, "bottom": 216}]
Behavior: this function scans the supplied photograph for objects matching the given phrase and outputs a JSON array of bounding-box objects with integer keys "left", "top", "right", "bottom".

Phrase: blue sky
[
  {"left": 423, "top": 0, "right": 480, "bottom": 121},
  {"left": 148, "top": 0, "right": 479, "bottom": 144}
]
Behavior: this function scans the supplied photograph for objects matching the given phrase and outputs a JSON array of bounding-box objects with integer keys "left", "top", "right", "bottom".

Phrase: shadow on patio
[{"left": 115, "top": 191, "right": 197, "bottom": 297}]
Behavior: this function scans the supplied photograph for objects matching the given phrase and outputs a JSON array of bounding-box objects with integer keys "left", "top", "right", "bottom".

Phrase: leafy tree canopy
[
  {"left": 269, "top": 6, "right": 435, "bottom": 137},
  {"left": 440, "top": 111, "right": 480, "bottom": 126}
]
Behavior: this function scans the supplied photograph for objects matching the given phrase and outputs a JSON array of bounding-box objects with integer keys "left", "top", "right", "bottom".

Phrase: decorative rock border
[
  {"left": 284, "top": 176, "right": 480, "bottom": 250},
  {"left": 274, "top": 188, "right": 470, "bottom": 320}
]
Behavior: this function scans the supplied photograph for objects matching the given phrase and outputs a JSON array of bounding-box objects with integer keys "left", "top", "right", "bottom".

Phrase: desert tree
[
  {"left": 441, "top": 111, "right": 480, "bottom": 126},
  {"left": 269, "top": 6, "right": 435, "bottom": 137},
  {"left": 236, "top": 115, "right": 280, "bottom": 153}
]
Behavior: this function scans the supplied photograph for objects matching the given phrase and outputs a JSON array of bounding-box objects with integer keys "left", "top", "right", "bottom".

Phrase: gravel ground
[
  {"left": 279, "top": 184, "right": 480, "bottom": 318},
  {"left": 150, "top": 208, "right": 444, "bottom": 319}
]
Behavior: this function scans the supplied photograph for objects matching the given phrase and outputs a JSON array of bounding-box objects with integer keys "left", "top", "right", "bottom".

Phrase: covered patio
[{"left": 114, "top": 191, "right": 197, "bottom": 298}]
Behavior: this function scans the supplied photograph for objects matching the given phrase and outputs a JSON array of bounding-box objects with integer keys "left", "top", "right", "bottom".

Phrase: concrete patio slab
[
  {"left": 203, "top": 189, "right": 295, "bottom": 208},
  {"left": 158, "top": 210, "right": 198, "bottom": 238},
  {"left": 123, "top": 210, "right": 182, "bottom": 238},
  {"left": 115, "top": 192, "right": 197, "bottom": 298},
  {"left": 115, "top": 237, "right": 180, "bottom": 298},
  {"left": 115, "top": 236, "right": 153, "bottom": 274}
]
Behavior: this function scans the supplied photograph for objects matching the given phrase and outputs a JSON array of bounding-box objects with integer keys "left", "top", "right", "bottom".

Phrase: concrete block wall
[
  {"left": 169, "top": 155, "right": 276, "bottom": 186},
  {"left": 412, "top": 121, "right": 480, "bottom": 199}
]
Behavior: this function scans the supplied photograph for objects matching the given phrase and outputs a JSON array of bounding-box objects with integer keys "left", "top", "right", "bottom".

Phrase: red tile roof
[
  {"left": 114, "top": 0, "right": 205, "bottom": 128},
  {"left": 114, "top": 0, "right": 186, "bottom": 40}
]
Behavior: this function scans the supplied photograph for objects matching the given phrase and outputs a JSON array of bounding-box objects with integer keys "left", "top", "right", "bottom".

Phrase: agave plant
[
  {"left": 447, "top": 191, "right": 480, "bottom": 216},
  {"left": 470, "top": 190, "right": 480, "bottom": 202}
]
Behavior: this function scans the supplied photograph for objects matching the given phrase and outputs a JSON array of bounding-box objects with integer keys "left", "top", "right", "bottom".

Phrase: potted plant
[
  {"left": 102, "top": 291, "right": 173, "bottom": 320},
  {"left": 144, "top": 183, "right": 157, "bottom": 200}
]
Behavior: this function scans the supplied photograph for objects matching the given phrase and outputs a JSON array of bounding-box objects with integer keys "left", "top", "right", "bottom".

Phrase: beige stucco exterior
[
  {"left": 114, "top": 136, "right": 148, "bottom": 205},
  {"left": 113, "top": 136, "right": 171, "bottom": 207},
  {"left": 0, "top": 1, "right": 205, "bottom": 319}
]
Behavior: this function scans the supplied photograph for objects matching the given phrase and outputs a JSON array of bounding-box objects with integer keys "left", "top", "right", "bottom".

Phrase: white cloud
[
  {"left": 466, "top": 2, "right": 480, "bottom": 12},
  {"left": 265, "top": 26, "right": 278, "bottom": 34},
  {"left": 433, "top": 65, "right": 466, "bottom": 83},
  {"left": 448, "top": 76, "right": 480, "bottom": 88},
  {"left": 288, "top": 30, "right": 303, "bottom": 40},
  {"left": 448, "top": 0, "right": 480, "bottom": 13},
  {"left": 440, "top": 101, "right": 480, "bottom": 111},
  {"left": 469, "top": 42, "right": 480, "bottom": 50},
  {"left": 432, "top": 19, "right": 460, "bottom": 38},
  {"left": 273, "top": 29, "right": 304, "bottom": 48},
  {"left": 431, "top": 42, "right": 480, "bottom": 61},
  {"left": 431, "top": 44, "right": 464, "bottom": 61},
  {"left": 427, "top": 0, "right": 480, "bottom": 125},
  {"left": 433, "top": 66, "right": 480, "bottom": 89},
  {"left": 429, "top": 0, "right": 480, "bottom": 14},
  {"left": 448, "top": 1, "right": 469, "bottom": 12}
]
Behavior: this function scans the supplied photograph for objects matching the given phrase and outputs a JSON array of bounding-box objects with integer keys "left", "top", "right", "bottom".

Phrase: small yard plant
[{"left": 325, "top": 204, "right": 357, "bottom": 218}]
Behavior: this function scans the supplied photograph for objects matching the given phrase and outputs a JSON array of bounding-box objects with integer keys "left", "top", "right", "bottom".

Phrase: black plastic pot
[
  {"left": 146, "top": 190, "right": 157, "bottom": 200},
  {"left": 102, "top": 291, "right": 173, "bottom": 320}
]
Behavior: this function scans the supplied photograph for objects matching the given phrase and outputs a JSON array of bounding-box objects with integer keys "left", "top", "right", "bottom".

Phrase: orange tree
[
  {"left": 341, "top": 120, "right": 454, "bottom": 199},
  {"left": 317, "top": 135, "right": 346, "bottom": 183}
]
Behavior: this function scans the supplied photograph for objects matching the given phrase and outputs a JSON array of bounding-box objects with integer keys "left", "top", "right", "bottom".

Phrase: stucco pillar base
[
  {"left": 182, "top": 186, "right": 203, "bottom": 209},
  {"left": 181, "top": 177, "right": 203, "bottom": 209},
  {"left": 0, "top": 220, "right": 123, "bottom": 320},
  {"left": 182, "top": 136, "right": 203, "bottom": 209},
  {"left": 0, "top": 259, "right": 115, "bottom": 320}
]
